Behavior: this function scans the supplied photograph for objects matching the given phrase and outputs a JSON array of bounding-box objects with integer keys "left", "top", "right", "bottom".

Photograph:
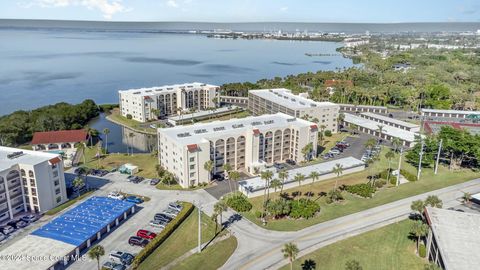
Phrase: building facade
[
  {"left": 158, "top": 113, "right": 318, "bottom": 188},
  {"left": 359, "top": 112, "right": 420, "bottom": 132},
  {"left": 339, "top": 104, "right": 388, "bottom": 114},
  {"left": 421, "top": 108, "right": 480, "bottom": 121},
  {"left": 0, "top": 147, "right": 68, "bottom": 223},
  {"left": 119, "top": 82, "right": 219, "bottom": 122},
  {"left": 248, "top": 88, "right": 340, "bottom": 133}
]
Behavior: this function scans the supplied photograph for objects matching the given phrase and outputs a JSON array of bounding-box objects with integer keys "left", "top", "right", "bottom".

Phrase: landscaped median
[{"left": 131, "top": 202, "right": 194, "bottom": 269}]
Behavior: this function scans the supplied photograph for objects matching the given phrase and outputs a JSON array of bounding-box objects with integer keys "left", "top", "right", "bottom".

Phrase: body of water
[{"left": 0, "top": 28, "right": 356, "bottom": 115}]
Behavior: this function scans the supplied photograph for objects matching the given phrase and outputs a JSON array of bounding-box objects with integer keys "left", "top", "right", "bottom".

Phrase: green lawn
[
  {"left": 45, "top": 190, "right": 94, "bottom": 215},
  {"left": 244, "top": 149, "right": 479, "bottom": 231},
  {"left": 172, "top": 236, "right": 238, "bottom": 270},
  {"left": 82, "top": 146, "right": 159, "bottom": 178},
  {"left": 137, "top": 208, "right": 229, "bottom": 270},
  {"left": 107, "top": 108, "right": 156, "bottom": 134},
  {"left": 281, "top": 219, "right": 426, "bottom": 270}
]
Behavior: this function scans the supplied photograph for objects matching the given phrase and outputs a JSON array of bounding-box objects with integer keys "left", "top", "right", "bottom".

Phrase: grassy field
[
  {"left": 107, "top": 108, "right": 156, "bottom": 134},
  {"left": 172, "top": 236, "right": 238, "bottom": 270},
  {"left": 82, "top": 145, "right": 158, "bottom": 178},
  {"left": 45, "top": 190, "right": 94, "bottom": 215},
  {"left": 137, "top": 208, "right": 232, "bottom": 270},
  {"left": 281, "top": 219, "right": 426, "bottom": 270},
  {"left": 244, "top": 149, "right": 479, "bottom": 231}
]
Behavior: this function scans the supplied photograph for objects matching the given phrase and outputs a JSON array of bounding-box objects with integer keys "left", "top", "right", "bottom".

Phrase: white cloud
[
  {"left": 24, "top": 0, "right": 128, "bottom": 19},
  {"left": 280, "top": 6, "right": 288, "bottom": 12},
  {"left": 166, "top": 0, "right": 179, "bottom": 8}
]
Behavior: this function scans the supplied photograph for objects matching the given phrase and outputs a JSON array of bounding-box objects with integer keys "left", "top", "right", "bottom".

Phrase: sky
[{"left": 1, "top": 0, "right": 480, "bottom": 22}]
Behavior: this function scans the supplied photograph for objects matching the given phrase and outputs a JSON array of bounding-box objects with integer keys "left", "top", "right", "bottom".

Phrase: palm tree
[
  {"left": 332, "top": 163, "right": 344, "bottom": 189},
  {"left": 376, "top": 124, "right": 385, "bottom": 141},
  {"left": 410, "top": 199, "right": 425, "bottom": 219},
  {"left": 385, "top": 151, "right": 395, "bottom": 184},
  {"left": 364, "top": 138, "right": 376, "bottom": 151},
  {"left": 87, "top": 245, "right": 105, "bottom": 270},
  {"left": 463, "top": 192, "right": 472, "bottom": 205},
  {"left": 278, "top": 169, "right": 289, "bottom": 194},
  {"left": 411, "top": 220, "right": 429, "bottom": 254},
  {"left": 203, "top": 160, "right": 214, "bottom": 182},
  {"left": 76, "top": 166, "right": 90, "bottom": 189},
  {"left": 337, "top": 113, "right": 345, "bottom": 127},
  {"left": 392, "top": 137, "right": 402, "bottom": 152},
  {"left": 102, "top": 128, "right": 110, "bottom": 154},
  {"left": 294, "top": 173, "right": 305, "bottom": 187},
  {"left": 229, "top": 171, "right": 240, "bottom": 192},
  {"left": 214, "top": 200, "right": 228, "bottom": 230},
  {"left": 319, "top": 125, "right": 326, "bottom": 146},
  {"left": 260, "top": 170, "right": 274, "bottom": 212},
  {"left": 72, "top": 177, "right": 84, "bottom": 197},
  {"left": 309, "top": 171, "right": 320, "bottom": 186},
  {"left": 282, "top": 242, "right": 299, "bottom": 270},
  {"left": 270, "top": 178, "right": 282, "bottom": 196},
  {"left": 76, "top": 142, "right": 87, "bottom": 165},
  {"left": 85, "top": 125, "right": 95, "bottom": 147},
  {"left": 211, "top": 212, "right": 219, "bottom": 233},
  {"left": 425, "top": 195, "right": 443, "bottom": 208}
]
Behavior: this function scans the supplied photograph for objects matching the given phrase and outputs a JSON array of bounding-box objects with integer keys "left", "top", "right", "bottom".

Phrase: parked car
[
  {"left": 168, "top": 202, "right": 183, "bottom": 212},
  {"left": 329, "top": 149, "right": 341, "bottom": 155},
  {"left": 285, "top": 159, "right": 296, "bottom": 166},
  {"left": 137, "top": 229, "right": 157, "bottom": 240},
  {"left": 21, "top": 214, "right": 39, "bottom": 223},
  {"left": 2, "top": 225, "right": 15, "bottom": 235},
  {"left": 162, "top": 209, "right": 179, "bottom": 218},
  {"left": 154, "top": 213, "right": 172, "bottom": 222},
  {"left": 109, "top": 251, "right": 134, "bottom": 265},
  {"left": 273, "top": 163, "right": 286, "bottom": 170},
  {"left": 149, "top": 220, "right": 167, "bottom": 228},
  {"left": 16, "top": 220, "right": 28, "bottom": 228},
  {"left": 125, "top": 196, "right": 143, "bottom": 204},
  {"left": 127, "top": 175, "right": 135, "bottom": 180},
  {"left": 150, "top": 178, "right": 160, "bottom": 185},
  {"left": 128, "top": 236, "right": 149, "bottom": 247},
  {"left": 6, "top": 220, "right": 20, "bottom": 229},
  {"left": 102, "top": 261, "right": 126, "bottom": 270},
  {"left": 108, "top": 192, "right": 125, "bottom": 200}
]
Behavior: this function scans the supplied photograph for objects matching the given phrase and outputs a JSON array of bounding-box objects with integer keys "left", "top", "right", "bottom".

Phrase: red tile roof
[
  {"left": 31, "top": 130, "right": 88, "bottom": 145},
  {"left": 253, "top": 129, "right": 260, "bottom": 135},
  {"left": 324, "top": 79, "right": 353, "bottom": 88},
  {"left": 187, "top": 144, "right": 198, "bottom": 152},
  {"left": 310, "top": 124, "right": 318, "bottom": 130},
  {"left": 49, "top": 157, "right": 62, "bottom": 165}
]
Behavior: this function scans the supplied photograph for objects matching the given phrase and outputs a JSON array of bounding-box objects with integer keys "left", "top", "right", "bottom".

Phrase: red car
[{"left": 137, "top": 229, "right": 157, "bottom": 239}]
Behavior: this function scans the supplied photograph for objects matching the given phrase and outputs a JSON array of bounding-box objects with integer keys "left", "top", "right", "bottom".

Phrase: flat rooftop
[
  {"left": 32, "top": 196, "right": 135, "bottom": 246},
  {"left": 426, "top": 207, "right": 480, "bottom": 270},
  {"left": 361, "top": 112, "right": 420, "bottom": 129},
  {"left": 239, "top": 157, "right": 364, "bottom": 191},
  {"left": 159, "top": 112, "right": 315, "bottom": 145},
  {"left": 344, "top": 113, "right": 420, "bottom": 142},
  {"left": 422, "top": 108, "right": 480, "bottom": 115},
  {"left": 118, "top": 82, "right": 217, "bottom": 96},
  {"left": 0, "top": 146, "right": 60, "bottom": 172},
  {"left": 339, "top": 103, "right": 387, "bottom": 109},
  {"left": 168, "top": 106, "right": 240, "bottom": 122},
  {"left": 249, "top": 88, "right": 338, "bottom": 110},
  {"left": 0, "top": 234, "right": 76, "bottom": 270}
]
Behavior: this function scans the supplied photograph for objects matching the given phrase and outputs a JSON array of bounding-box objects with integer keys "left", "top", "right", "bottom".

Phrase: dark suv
[{"left": 128, "top": 236, "right": 149, "bottom": 247}]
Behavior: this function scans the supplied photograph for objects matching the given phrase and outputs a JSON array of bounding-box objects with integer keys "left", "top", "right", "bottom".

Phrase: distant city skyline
[{"left": 1, "top": 0, "right": 480, "bottom": 22}]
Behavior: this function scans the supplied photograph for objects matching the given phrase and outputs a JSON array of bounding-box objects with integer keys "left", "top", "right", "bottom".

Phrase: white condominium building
[
  {"left": 119, "top": 82, "right": 219, "bottom": 122},
  {"left": 248, "top": 88, "right": 340, "bottom": 133},
  {"left": 0, "top": 147, "right": 68, "bottom": 223},
  {"left": 158, "top": 113, "right": 319, "bottom": 188}
]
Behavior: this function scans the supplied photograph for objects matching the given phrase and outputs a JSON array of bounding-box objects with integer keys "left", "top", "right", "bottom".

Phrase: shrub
[
  {"left": 419, "top": 244, "right": 426, "bottom": 258},
  {"left": 326, "top": 189, "right": 344, "bottom": 204},
  {"left": 254, "top": 210, "right": 263, "bottom": 219},
  {"left": 266, "top": 199, "right": 291, "bottom": 218},
  {"left": 345, "top": 183, "right": 376, "bottom": 198},
  {"left": 126, "top": 114, "right": 133, "bottom": 119},
  {"left": 131, "top": 202, "right": 194, "bottom": 268},
  {"left": 324, "top": 130, "right": 332, "bottom": 137},
  {"left": 290, "top": 199, "right": 320, "bottom": 219},
  {"left": 375, "top": 179, "right": 386, "bottom": 188},
  {"left": 378, "top": 169, "right": 392, "bottom": 180},
  {"left": 401, "top": 169, "right": 418, "bottom": 182},
  {"left": 225, "top": 192, "right": 252, "bottom": 212}
]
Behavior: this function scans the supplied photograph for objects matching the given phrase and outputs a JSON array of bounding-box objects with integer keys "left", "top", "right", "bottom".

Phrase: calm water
[{"left": 0, "top": 29, "right": 356, "bottom": 115}]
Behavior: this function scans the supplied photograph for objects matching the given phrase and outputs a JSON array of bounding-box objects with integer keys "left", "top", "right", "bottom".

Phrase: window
[
  {"left": 30, "top": 179, "right": 35, "bottom": 187},
  {"left": 56, "top": 197, "right": 62, "bottom": 203},
  {"left": 190, "top": 172, "right": 195, "bottom": 177},
  {"left": 55, "top": 188, "right": 61, "bottom": 195},
  {"left": 190, "top": 165, "right": 195, "bottom": 170},
  {"left": 190, "top": 157, "right": 195, "bottom": 162},
  {"left": 53, "top": 171, "right": 58, "bottom": 178},
  {"left": 54, "top": 180, "right": 59, "bottom": 186},
  {"left": 32, "top": 197, "right": 38, "bottom": 204},
  {"left": 28, "top": 171, "right": 34, "bottom": 178}
]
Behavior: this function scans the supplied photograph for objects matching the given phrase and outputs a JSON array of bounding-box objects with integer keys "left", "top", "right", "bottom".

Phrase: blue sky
[{"left": 2, "top": 0, "right": 480, "bottom": 22}]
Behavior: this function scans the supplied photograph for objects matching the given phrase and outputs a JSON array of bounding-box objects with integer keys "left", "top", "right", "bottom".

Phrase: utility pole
[
  {"left": 417, "top": 139, "right": 425, "bottom": 180},
  {"left": 434, "top": 139, "right": 443, "bottom": 175},
  {"left": 198, "top": 203, "right": 202, "bottom": 253},
  {"left": 396, "top": 147, "right": 403, "bottom": 187}
]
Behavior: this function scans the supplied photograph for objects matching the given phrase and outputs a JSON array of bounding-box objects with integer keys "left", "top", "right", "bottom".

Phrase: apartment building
[
  {"left": 248, "top": 88, "right": 340, "bottom": 133},
  {"left": 0, "top": 147, "right": 68, "bottom": 223},
  {"left": 158, "top": 113, "right": 318, "bottom": 188},
  {"left": 119, "top": 82, "right": 219, "bottom": 122}
]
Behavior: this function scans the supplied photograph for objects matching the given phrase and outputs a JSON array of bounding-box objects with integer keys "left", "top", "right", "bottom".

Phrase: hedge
[
  {"left": 225, "top": 192, "right": 252, "bottom": 212},
  {"left": 131, "top": 202, "right": 194, "bottom": 269},
  {"left": 345, "top": 183, "right": 376, "bottom": 198},
  {"left": 401, "top": 169, "right": 418, "bottom": 182}
]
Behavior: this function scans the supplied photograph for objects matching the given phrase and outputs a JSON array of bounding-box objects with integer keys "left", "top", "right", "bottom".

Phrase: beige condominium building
[
  {"left": 0, "top": 147, "right": 68, "bottom": 223},
  {"left": 119, "top": 82, "right": 219, "bottom": 122},
  {"left": 248, "top": 88, "right": 340, "bottom": 133},
  {"left": 158, "top": 113, "right": 319, "bottom": 188}
]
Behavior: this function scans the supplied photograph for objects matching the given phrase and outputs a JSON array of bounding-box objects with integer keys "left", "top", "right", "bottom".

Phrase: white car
[
  {"left": 2, "top": 225, "right": 15, "bottom": 235},
  {"left": 149, "top": 220, "right": 167, "bottom": 228},
  {"left": 329, "top": 149, "right": 341, "bottom": 155},
  {"left": 108, "top": 192, "right": 125, "bottom": 200}
]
